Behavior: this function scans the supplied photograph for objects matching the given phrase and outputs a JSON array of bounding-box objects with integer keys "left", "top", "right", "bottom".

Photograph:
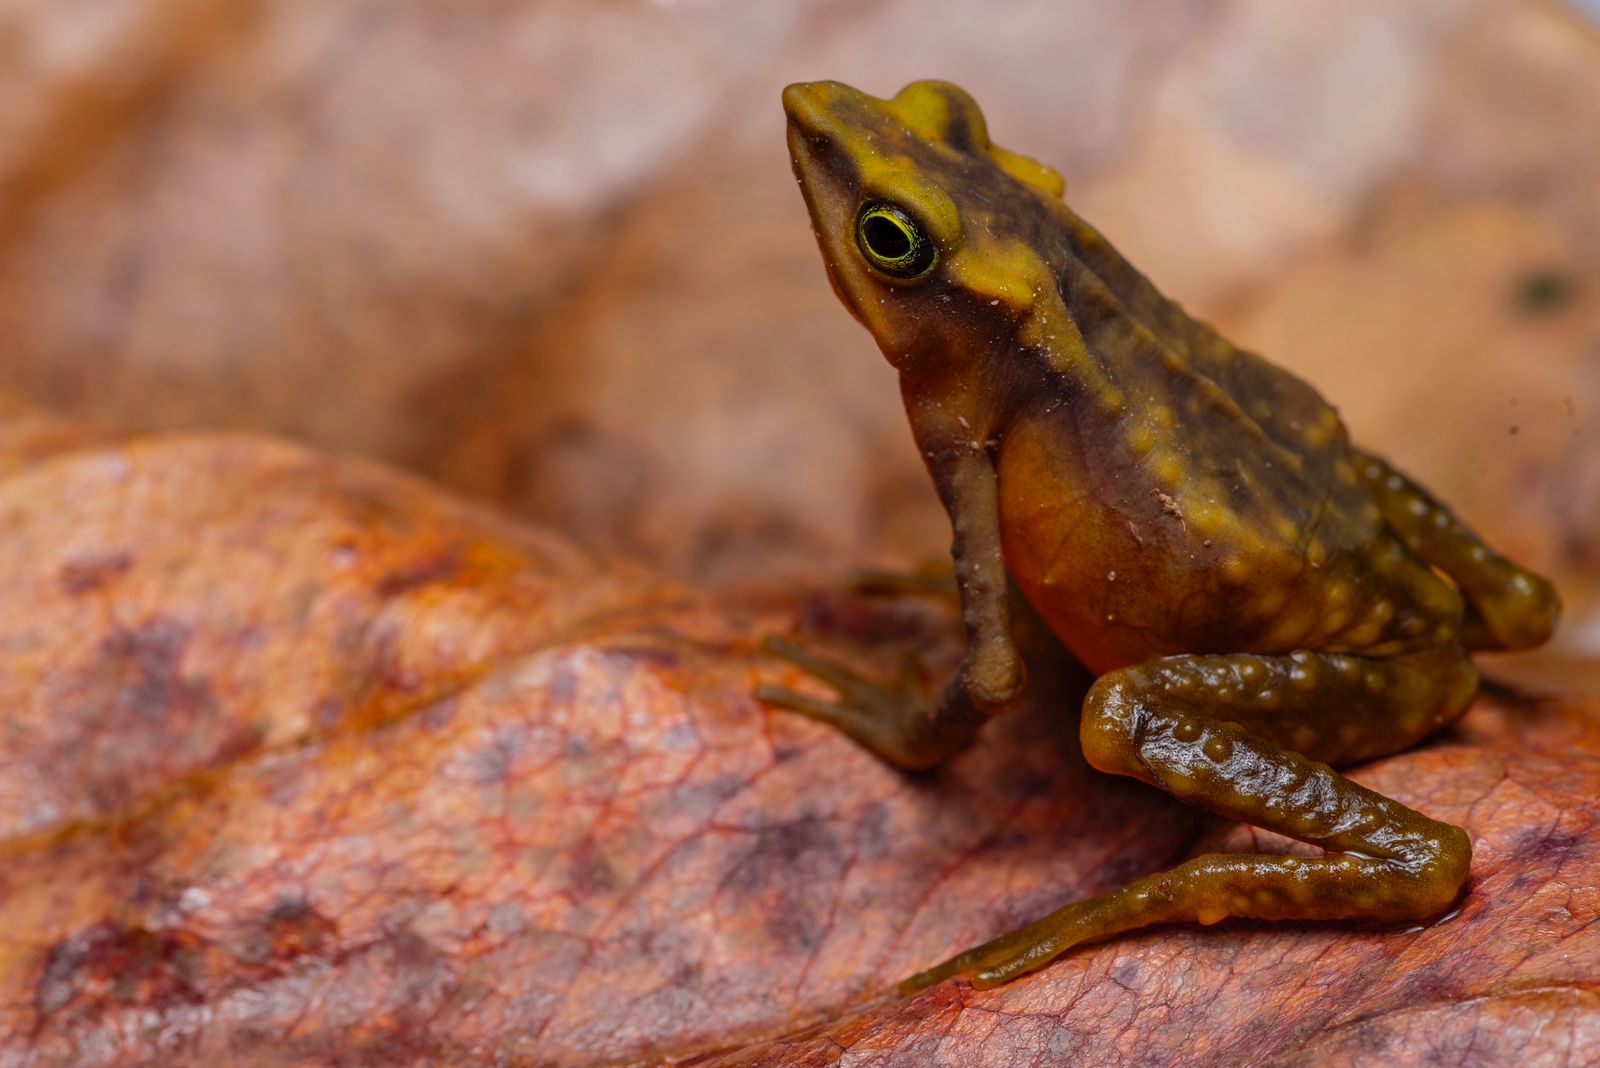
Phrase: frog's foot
[
  {"left": 901, "top": 646, "right": 1479, "bottom": 992},
  {"left": 846, "top": 561, "right": 958, "bottom": 602},
  {"left": 1354, "top": 448, "right": 1560, "bottom": 650},
  {"left": 756, "top": 636, "right": 983, "bottom": 771}
]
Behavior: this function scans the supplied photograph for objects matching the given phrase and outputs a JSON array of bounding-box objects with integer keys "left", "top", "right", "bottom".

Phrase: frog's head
[{"left": 782, "top": 79, "right": 1069, "bottom": 376}]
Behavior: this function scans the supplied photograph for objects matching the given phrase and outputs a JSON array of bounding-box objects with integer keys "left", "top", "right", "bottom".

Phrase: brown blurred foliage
[{"left": 1, "top": 0, "right": 1599, "bottom": 1064}]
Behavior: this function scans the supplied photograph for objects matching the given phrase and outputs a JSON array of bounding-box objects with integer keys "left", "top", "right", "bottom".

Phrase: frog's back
[
  {"left": 1055, "top": 208, "right": 1346, "bottom": 483},
  {"left": 999, "top": 208, "right": 1462, "bottom": 672}
]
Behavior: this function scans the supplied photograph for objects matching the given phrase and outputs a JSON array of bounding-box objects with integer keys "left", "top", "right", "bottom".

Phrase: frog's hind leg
[
  {"left": 902, "top": 644, "right": 1478, "bottom": 992},
  {"left": 1353, "top": 448, "right": 1559, "bottom": 650}
]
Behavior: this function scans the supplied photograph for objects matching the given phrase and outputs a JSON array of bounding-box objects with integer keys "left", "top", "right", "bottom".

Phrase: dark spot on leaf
[
  {"left": 34, "top": 921, "right": 209, "bottom": 1024},
  {"left": 722, "top": 817, "right": 847, "bottom": 951},
  {"left": 470, "top": 722, "right": 528, "bottom": 785},
  {"left": 856, "top": 802, "right": 893, "bottom": 859},
  {"left": 567, "top": 837, "right": 621, "bottom": 897},
  {"left": 374, "top": 547, "right": 464, "bottom": 597},
  {"left": 416, "top": 694, "right": 460, "bottom": 732},
  {"left": 545, "top": 660, "right": 578, "bottom": 704},
  {"left": 237, "top": 897, "right": 338, "bottom": 969},
  {"left": 58, "top": 551, "right": 133, "bottom": 595},
  {"left": 90, "top": 618, "right": 211, "bottom": 725},
  {"left": 64, "top": 617, "right": 221, "bottom": 813},
  {"left": 1515, "top": 268, "right": 1575, "bottom": 315},
  {"left": 1512, "top": 826, "right": 1586, "bottom": 865}
]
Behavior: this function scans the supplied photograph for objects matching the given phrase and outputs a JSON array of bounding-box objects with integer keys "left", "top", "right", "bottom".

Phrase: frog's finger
[
  {"left": 846, "top": 565, "right": 959, "bottom": 601},
  {"left": 755, "top": 679, "right": 934, "bottom": 768},
  {"left": 761, "top": 635, "right": 879, "bottom": 694},
  {"left": 752, "top": 684, "right": 847, "bottom": 722}
]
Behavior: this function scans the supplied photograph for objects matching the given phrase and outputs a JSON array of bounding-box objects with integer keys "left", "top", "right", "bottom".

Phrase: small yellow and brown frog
[{"left": 759, "top": 79, "right": 1561, "bottom": 993}]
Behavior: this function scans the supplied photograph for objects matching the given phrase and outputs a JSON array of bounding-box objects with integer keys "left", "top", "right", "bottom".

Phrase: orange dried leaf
[{"left": 1, "top": 430, "right": 1596, "bottom": 1066}]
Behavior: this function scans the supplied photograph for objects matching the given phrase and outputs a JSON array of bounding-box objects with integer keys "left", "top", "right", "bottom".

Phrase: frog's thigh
[
  {"left": 1101, "top": 646, "right": 1479, "bottom": 767},
  {"left": 1354, "top": 448, "right": 1559, "bottom": 650},
  {"left": 904, "top": 648, "right": 1475, "bottom": 992}
]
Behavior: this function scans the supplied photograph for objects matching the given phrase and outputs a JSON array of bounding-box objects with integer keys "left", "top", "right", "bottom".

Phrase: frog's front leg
[
  {"left": 1353, "top": 448, "right": 1559, "bottom": 650},
  {"left": 904, "top": 645, "right": 1477, "bottom": 991},
  {"left": 757, "top": 447, "right": 1024, "bottom": 771}
]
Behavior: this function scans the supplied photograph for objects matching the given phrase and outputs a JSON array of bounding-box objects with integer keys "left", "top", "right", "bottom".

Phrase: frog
[{"left": 758, "top": 79, "right": 1562, "bottom": 993}]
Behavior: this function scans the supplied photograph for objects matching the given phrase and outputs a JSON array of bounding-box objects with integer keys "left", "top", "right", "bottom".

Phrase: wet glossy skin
[{"left": 759, "top": 79, "right": 1562, "bottom": 992}]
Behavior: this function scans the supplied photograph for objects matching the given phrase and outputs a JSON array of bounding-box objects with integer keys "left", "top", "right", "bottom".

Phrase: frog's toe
[
  {"left": 758, "top": 635, "right": 962, "bottom": 769},
  {"left": 970, "top": 933, "right": 1073, "bottom": 989},
  {"left": 846, "top": 563, "right": 958, "bottom": 601},
  {"left": 761, "top": 635, "right": 877, "bottom": 692},
  {"left": 760, "top": 635, "right": 916, "bottom": 714},
  {"left": 900, "top": 925, "right": 1040, "bottom": 994},
  {"left": 752, "top": 683, "right": 852, "bottom": 723},
  {"left": 902, "top": 901, "right": 1098, "bottom": 993},
  {"left": 754, "top": 675, "right": 920, "bottom": 767}
]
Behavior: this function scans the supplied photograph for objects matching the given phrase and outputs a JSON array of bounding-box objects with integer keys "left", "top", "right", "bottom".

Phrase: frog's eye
[{"left": 856, "top": 202, "right": 937, "bottom": 279}]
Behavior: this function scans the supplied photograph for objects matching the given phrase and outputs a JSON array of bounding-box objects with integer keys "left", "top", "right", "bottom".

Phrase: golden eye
[{"left": 856, "top": 202, "right": 937, "bottom": 279}]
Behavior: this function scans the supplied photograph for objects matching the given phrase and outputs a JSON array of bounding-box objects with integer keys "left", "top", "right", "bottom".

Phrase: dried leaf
[{"left": 0, "top": 428, "right": 1597, "bottom": 1067}]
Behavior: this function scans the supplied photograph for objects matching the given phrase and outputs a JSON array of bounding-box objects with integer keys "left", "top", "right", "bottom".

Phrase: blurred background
[{"left": 1, "top": 0, "right": 1596, "bottom": 683}]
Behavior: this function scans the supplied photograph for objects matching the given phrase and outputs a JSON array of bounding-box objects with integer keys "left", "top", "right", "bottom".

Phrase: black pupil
[{"left": 864, "top": 213, "right": 913, "bottom": 260}]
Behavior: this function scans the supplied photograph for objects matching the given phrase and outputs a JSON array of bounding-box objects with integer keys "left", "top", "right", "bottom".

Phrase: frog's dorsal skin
[{"left": 762, "top": 79, "right": 1560, "bottom": 991}]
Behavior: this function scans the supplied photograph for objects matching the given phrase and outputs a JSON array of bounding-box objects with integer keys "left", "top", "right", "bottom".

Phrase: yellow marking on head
[
  {"left": 888, "top": 80, "right": 960, "bottom": 141},
  {"left": 1127, "top": 423, "right": 1156, "bottom": 455},
  {"left": 1016, "top": 285, "right": 1127, "bottom": 412},
  {"left": 990, "top": 144, "right": 1066, "bottom": 198},
  {"left": 952, "top": 233, "right": 1047, "bottom": 306}
]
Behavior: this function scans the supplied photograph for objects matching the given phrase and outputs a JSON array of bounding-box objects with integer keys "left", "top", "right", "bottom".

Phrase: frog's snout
[
  {"left": 781, "top": 81, "right": 836, "bottom": 136},
  {"left": 782, "top": 80, "right": 874, "bottom": 144}
]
